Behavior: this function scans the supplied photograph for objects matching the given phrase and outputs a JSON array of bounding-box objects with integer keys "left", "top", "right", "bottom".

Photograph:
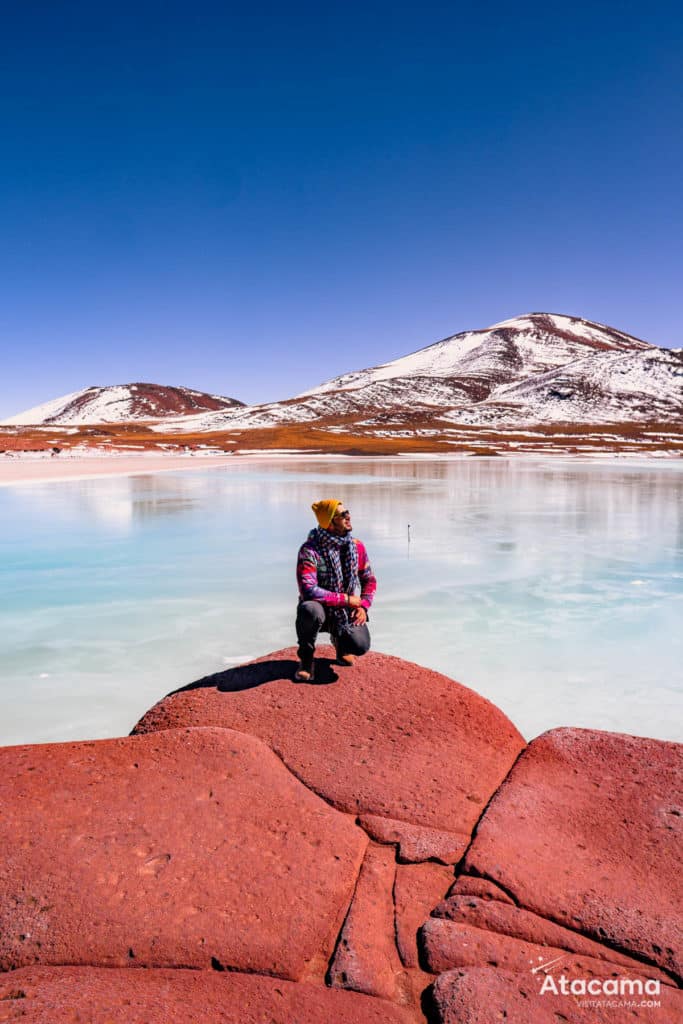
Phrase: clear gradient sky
[{"left": 1, "top": 1, "right": 682, "bottom": 418}]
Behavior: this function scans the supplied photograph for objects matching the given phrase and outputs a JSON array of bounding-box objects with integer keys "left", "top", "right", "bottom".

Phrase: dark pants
[{"left": 296, "top": 600, "right": 371, "bottom": 666}]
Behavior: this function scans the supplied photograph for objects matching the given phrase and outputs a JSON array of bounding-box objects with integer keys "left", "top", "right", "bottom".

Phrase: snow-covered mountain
[
  {"left": 440, "top": 346, "right": 683, "bottom": 426},
  {"left": 297, "top": 312, "right": 653, "bottom": 398},
  {"left": 2, "top": 383, "right": 244, "bottom": 426},
  {"left": 146, "top": 312, "right": 681, "bottom": 433},
  {"left": 146, "top": 375, "right": 476, "bottom": 434},
  {"left": 5, "top": 314, "right": 681, "bottom": 433}
]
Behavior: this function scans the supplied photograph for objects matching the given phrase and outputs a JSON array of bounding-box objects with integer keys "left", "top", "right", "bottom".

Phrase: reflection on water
[{"left": 1, "top": 457, "right": 681, "bottom": 746}]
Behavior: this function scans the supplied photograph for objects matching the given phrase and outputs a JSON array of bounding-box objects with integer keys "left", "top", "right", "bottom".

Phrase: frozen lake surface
[{"left": 1, "top": 457, "right": 681, "bottom": 745}]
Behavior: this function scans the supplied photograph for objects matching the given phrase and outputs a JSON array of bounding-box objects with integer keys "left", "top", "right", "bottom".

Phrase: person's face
[{"left": 329, "top": 507, "right": 352, "bottom": 535}]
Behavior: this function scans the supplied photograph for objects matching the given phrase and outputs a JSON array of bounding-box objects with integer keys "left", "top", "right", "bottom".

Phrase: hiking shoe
[
  {"left": 334, "top": 642, "right": 355, "bottom": 667},
  {"left": 295, "top": 661, "right": 315, "bottom": 682}
]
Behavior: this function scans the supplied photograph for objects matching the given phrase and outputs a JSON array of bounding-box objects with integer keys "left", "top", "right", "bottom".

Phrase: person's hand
[
  {"left": 348, "top": 594, "right": 362, "bottom": 608},
  {"left": 351, "top": 606, "right": 367, "bottom": 626}
]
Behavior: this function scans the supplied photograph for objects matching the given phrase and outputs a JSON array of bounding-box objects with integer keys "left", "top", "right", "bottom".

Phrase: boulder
[
  {"left": 0, "top": 967, "right": 420, "bottom": 1023},
  {"left": 5, "top": 652, "right": 679, "bottom": 1024},
  {"left": 430, "top": 895, "right": 668, "bottom": 976},
  {"left": 463, "top": 728, "right": 683, "bottom": 980},
  {"left": 133, "top": 647, "right": 525, "bottom": 862},
  {"left": 0, "top": 728, "right": 366, "bottom": 978},
  {"left": 394, "top": 862, "right": 454, "bottom": 969},
  {"left": 328, "top": 843, "right": 411, "bottom": 1003},
  {"left": 421, "top": 918, "right": 668, "bottom": 982},
  {"left": 431, "top": 967, "right": 683, "bottom": 1024},
  {"left": 445, "top": 876, "right": 514, "bottom": 903},
  {"left": 359, "top": 815, "right": 467, "bottom": 865}
]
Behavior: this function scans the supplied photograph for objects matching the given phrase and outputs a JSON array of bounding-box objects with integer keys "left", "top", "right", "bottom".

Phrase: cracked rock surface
[
  {"left": 462, "top": 728, "right": 683, "bottom": 982},
  {"left": 417, "top": 727, "right": 683, "bottom": 1022},
  {"left": 1, "top": 654, "right": 681, "bottom": 1024},
  {"left": 394, "top": 862, "right": 455, "bottom": 970},
  {"left": 431, "top": 967, "right": 683, "bottom": 1024},
  {"left": 0, "top": 727, "right": 366, "bottom": 978},
  {"left": 133, "top": 646, "right": 525, "bottom": 863},
  {"left": 328, "top": 842, "right": 411, "bottom": 1003},
  {"left": 0, "top": 967, "right": 419, "bottom": 1023}
]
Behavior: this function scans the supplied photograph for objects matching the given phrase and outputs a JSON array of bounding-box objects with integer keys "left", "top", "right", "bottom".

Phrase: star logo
[{"left": 529, "top": 954, "right": 566, "bottom": 975}]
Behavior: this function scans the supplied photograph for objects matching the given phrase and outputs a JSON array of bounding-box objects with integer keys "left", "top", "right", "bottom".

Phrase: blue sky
[{"left": 1, "top": 1, "right": 682, "bottom": 417}]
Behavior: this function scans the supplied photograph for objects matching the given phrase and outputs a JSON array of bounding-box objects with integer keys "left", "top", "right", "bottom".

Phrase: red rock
[
  {"left": 0, "top": 728, "right": 366, "bottom": 977},
  {"left": 421, "top": 918, "right": 670, "bottom": 983},
  {"left": 133, "top": 647, "right": 525, "bottom": 861},
  {"left": 463, "top": 728, "right": 683, "bottom": 980},
  {"left": 429, "top": 896, "right": 671, "bottom": 979},
  {"left": 0, "top": 967, "right": 421, "bottom": 1023},
  {"left": 328, "top": 843, "right": 411, "bottom": 1004},
  {"left": 359, "top": 815, "right": 468, "bottom": 864},
  {"left": 394, "top": 862, "right": 454, "bottom": 969},
  {"left": 431, "top": 967, "right": 683, "bottom": 1024},
  {"left": 446, "top": 875, "right": 514, "bottom": 903}
]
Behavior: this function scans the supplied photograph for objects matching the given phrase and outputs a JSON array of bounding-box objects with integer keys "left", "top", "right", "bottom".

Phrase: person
[{"left": 295, "top": 499, "right": 377, "bottom": 681}]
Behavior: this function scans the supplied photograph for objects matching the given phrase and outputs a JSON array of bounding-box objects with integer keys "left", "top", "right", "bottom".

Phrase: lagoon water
[{"left": 1, "top": 457, "right": 682, "bottom": 746}]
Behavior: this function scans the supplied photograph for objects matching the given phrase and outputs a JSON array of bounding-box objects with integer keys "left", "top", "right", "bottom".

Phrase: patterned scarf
[{"left": 312, "top": 527, "right": 359, "bottom": 628}]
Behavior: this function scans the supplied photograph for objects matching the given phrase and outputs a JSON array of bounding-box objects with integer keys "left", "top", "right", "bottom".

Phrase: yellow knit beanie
[{"left": 312, "top": 499, "right": 343, "bottom": 529}]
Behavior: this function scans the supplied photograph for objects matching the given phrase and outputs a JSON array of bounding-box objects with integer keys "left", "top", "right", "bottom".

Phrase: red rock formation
[
  {"left": 432, "top": 967, "right": 683, "bottom": 1024},
  {"left": 0, "top": 967, "right": 419, "bottom": 1023},
  {"left": 394, "top": 862, "right": 454, "bottom": 970},
  {"left": 463, "top": 728, "right": 683, "bottom": 981},
  {"left": 422, "top": 917, "right": 668, "bottom": 982},
  {"left": 1, "top": 653, "right": 681, "bottom": 1024},
  {"left": 359, "top": 815, "right": 467, "bottom": 864},
  {"left": 446, "top": 875, "right": 514, "bottom": 903},
  {"left": 0, "top": 727, "right": 366, "bottom": 978},
  {"left": 133, "top": 646, "right": 526, "bottom": 863},
  {"left": 328, "top": 842, "right": 411, "bottom": 1003},
  {"left": 429, "top": 895, "right": 668, "bottom": 976}
]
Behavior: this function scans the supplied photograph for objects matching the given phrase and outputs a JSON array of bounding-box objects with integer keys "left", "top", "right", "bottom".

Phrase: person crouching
[{"left": 294, "top": 499, "right": 376, "bottom": 681}]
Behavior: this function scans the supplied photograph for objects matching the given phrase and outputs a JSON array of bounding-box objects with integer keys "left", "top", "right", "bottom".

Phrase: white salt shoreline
[
  {"left": 0, "top": 447, "right": 679, "bottom": 486},
  {"left": 0, "top": 453, "right": 244, "bottom": 486},
  {"left": 0, "top": 450, "right": 382, "bottom": 486}
]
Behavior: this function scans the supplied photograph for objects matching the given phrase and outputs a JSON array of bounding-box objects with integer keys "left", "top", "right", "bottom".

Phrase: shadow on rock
[
  {"left": 420, "top": 981, "right": 438, "bottom": 1024},
  {"left": 170, "top": 658, "right": 340, "bottom": 696}
]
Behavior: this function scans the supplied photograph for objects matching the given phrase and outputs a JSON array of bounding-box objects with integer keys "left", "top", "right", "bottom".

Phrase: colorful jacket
[{"left": 296, "top": 533, "right": 377, "bottom": 609}]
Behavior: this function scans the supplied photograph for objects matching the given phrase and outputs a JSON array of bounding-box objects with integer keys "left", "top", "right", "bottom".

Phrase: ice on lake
[{"left": 1, "top": 456, "right": 681, "bottom": 745}]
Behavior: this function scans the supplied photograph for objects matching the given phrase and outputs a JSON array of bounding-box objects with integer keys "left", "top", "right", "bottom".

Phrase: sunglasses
[{"left": 334, "top": 509, "right": 351, "bottom": 519}]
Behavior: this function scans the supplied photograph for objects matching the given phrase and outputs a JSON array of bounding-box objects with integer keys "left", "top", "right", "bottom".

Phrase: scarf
[{"left": 312, "top": 527, "right": 359, "bottom": 629}]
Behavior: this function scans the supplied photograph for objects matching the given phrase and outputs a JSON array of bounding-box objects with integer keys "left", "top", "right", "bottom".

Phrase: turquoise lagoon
[{"left": 1, "top": 457, "right": 681, "bottom": 746}]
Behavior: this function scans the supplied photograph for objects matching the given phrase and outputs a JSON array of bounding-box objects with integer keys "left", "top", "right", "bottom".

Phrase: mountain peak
[
  {"left": 488, "top": 311, "right": 649, "bottom": 345},
  {"left": 297, "top": 311, "right": 653, "bottom": 400},
  {"left": 2, "top": 382, "right": 244, "bottom": 426}
]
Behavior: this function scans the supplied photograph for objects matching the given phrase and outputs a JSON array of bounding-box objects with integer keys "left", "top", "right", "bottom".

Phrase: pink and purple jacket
[{"left": 296, "top": 535, "right": 377, "bottom": 609}]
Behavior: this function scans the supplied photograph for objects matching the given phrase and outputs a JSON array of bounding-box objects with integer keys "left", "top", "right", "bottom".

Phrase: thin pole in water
[{"left": 407, "top": 523, "right": 411, "bottom": 557}]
